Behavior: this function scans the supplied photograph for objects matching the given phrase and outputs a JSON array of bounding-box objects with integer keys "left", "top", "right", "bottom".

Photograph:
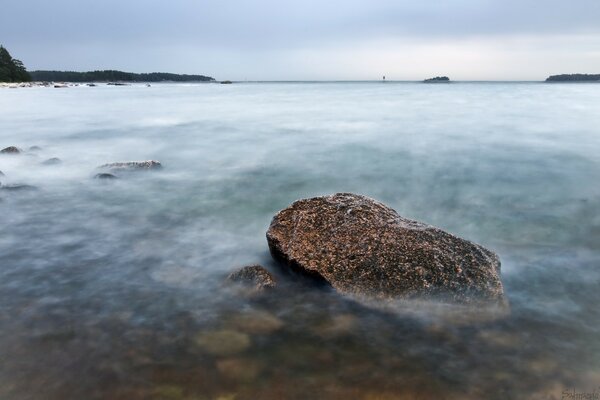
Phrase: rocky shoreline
[{"left": 2, "top": 144, "right": 506, "bottom": 313}]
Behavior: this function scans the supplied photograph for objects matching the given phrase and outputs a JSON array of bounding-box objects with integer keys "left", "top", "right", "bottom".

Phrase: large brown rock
[{"left": 266, "top": 193, "right": 505, "bottom": 306}]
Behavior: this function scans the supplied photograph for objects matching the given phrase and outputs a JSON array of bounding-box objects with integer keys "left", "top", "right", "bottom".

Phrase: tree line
[{"left": 29, "top": 70, "right": 215, "bottom": 82}]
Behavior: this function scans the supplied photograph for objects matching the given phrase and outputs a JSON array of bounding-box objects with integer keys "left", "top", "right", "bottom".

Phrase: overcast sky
[{"left": 1, "top": 0, "right": 599, "bottom": 80}]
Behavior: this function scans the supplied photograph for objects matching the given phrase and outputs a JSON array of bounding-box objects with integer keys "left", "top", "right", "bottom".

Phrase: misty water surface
[{"left": 1, "top": 82, "right": 599, "bottom": 400}]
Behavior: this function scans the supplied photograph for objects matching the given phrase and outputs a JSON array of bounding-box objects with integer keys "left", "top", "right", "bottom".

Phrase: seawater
[{"left": 1, "top": 82, "right": 599, "bottom": 400}]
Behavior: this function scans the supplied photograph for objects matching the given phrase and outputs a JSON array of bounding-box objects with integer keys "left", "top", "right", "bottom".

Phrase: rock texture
[
  {"left": 98, "top": 160, "right": 162, "bottom": 171},
  {"left": 266, "top": 193, "right": 504, "bottom": 306},
  {"left": 1, "top": 146, "right": 21, "bottom": 154},
  {"left": 227, "top": 265, "right": 276, "bottom": 291}
]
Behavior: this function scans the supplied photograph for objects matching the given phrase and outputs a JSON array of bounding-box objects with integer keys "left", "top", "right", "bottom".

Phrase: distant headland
[
  {"left": 545, "top": 74, "right": 600, "bottom": 82},
  {"left": 423, "top": 76, "right": 450, "bottom": 83},
  {"left": 29, "top": 70, "right": 215, "bottom": 83}
]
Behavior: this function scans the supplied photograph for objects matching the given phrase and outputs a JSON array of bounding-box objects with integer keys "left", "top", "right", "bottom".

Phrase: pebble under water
[{"left": 1, "top": 82, "right": 599, "bottom": 400}]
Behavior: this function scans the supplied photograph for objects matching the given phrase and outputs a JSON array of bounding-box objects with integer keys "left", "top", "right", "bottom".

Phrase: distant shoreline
[
  {"left": 29, "top": 70, "right": 215, "bottom": 83},
  {"left": 545, "top": 74, "right": 600, "bottom": 82},
  {"left": 3, "top": 79, "right": 600, "bottom": 89}
]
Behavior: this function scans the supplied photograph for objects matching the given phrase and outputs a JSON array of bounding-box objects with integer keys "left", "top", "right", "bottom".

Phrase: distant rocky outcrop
[
  {"left": 226, "top": 265, "right": 276, "bottom": 292},
  {"left": 221, "top": 80, "right": 233, "bottom": 84},
  {"left": 98, "top": 160, "right": 162, "bottom": 172},
  {"left": 424, "top": 76, "right": 450, "bottom": 83},
  {"left": 267, "top": 193, "right": 505, "bottom": 307},
  {"left": 546, "top": 74, "right": 600, "bottom": 82},
  {"left": 1, "top": 146, "right": 21, "bottom": 154}
]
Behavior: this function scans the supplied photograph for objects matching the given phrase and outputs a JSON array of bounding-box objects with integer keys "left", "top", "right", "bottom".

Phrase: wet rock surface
[
  {"left": 226, "top": 265, "right": 276, "bottom": 292},
  {"left": 1, "top": 146, "right": 21, "bottom": 154},
  {"left": 267, "top": 193, "right": 505, "bottom": 306}
]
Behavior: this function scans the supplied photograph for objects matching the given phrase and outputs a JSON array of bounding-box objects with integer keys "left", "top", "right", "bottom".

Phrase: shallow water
[{"left": 1, "top": 82, "right": 599, "bottom": 400}]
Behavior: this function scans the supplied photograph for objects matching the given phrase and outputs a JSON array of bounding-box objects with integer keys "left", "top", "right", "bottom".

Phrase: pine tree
[{"left": 0, "top": 45, "right": 31, "bottom": 82}]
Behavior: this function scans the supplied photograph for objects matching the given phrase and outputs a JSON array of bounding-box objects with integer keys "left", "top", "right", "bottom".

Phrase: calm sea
[{"left": 1, "top": 82, "right": 599, "bottom": 399}]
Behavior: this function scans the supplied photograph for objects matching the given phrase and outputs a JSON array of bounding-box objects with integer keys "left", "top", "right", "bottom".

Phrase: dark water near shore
[{"left": 1, "top": 82, "right": 599, "bottom": 399}]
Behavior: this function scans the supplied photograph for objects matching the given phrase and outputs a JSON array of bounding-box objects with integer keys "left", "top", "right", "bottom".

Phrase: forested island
[
  {"left": 423, "top": 76, "right": 450, "bottom": 83},
  {"left": 546, "top": 74, "right": 600, "bottom": 82},
  {"left": 29, "top": 70, "right": 215, "bottom": 82}
]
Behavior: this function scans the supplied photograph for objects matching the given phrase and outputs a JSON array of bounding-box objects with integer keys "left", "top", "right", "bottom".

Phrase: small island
[
  {"left": 423, "top": 76, "right": 450, "bottom": 83},
  {"left": 546, "top": 74, "right": 600, "bottom": 82}
]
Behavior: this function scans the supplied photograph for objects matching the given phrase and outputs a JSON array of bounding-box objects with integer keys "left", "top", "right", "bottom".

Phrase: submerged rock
[
  {"left": 41, "top": 157, "right": 61, "bottom": 165},
  {"left": 226, "top": 265, "right": 276, "bottom": 292},
  {"left": 29, "top": 146, "right": 42, "bottom": 151},
  {"left": 266, "top": 193, "right": 505, "bottom": 306},
  {"left": 94, "top": 173, "right": 118, "bottom": 180},
  {"left": 0, "top": 146, "right": 21, "bottom": 154},
  {"left": 98, "top": 160, "right": 162, "bottom": 171},
  {"left": 0, "top": 184, "right": 38, "bottom": 191},
  {"left": 226, "top": 310, "right": 284, "bottom": 335},
  {"left": 0, "top": 170, "right": 4, "bottom": 176},
  {"left": 194, "top": 329, "right": 251, "bottom": 356}
]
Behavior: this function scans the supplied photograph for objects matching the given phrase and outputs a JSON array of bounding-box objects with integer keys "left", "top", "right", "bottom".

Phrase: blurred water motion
[{"left": 1, "top": 82, "right": 599, "bottom": 399}]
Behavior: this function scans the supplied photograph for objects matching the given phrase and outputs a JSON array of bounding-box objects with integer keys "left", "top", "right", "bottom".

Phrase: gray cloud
[{"left": 1, "top": 0, "right": 599, "bottom": 78}]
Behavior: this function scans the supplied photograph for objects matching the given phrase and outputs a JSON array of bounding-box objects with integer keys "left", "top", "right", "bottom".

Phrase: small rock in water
[
  {"left": 226, "top": 265, "right": 276, "bottom": 292},
  {"left": 94, "top": 173, "right": 118, "bottom": 180},
  {"left": 29, "top": 146, "right": 42, "bottom": 151},
  {"left": 0, "top": 146, "right": 21, "bottom": 154},
  {"left": 194, "top": 329, "right": 251, "bottom": 356},
  {"left": 98, "top": 160, "right": 162, "bottom": 171},
  {"left": 267, "top": 193, "right": 505, "bottom": 307},
  {"left": 41, "top": 157, "right": 61, "bottom": 165},
  {"left": 0, "top": 184, "right": 37, "bottom": 191}
]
